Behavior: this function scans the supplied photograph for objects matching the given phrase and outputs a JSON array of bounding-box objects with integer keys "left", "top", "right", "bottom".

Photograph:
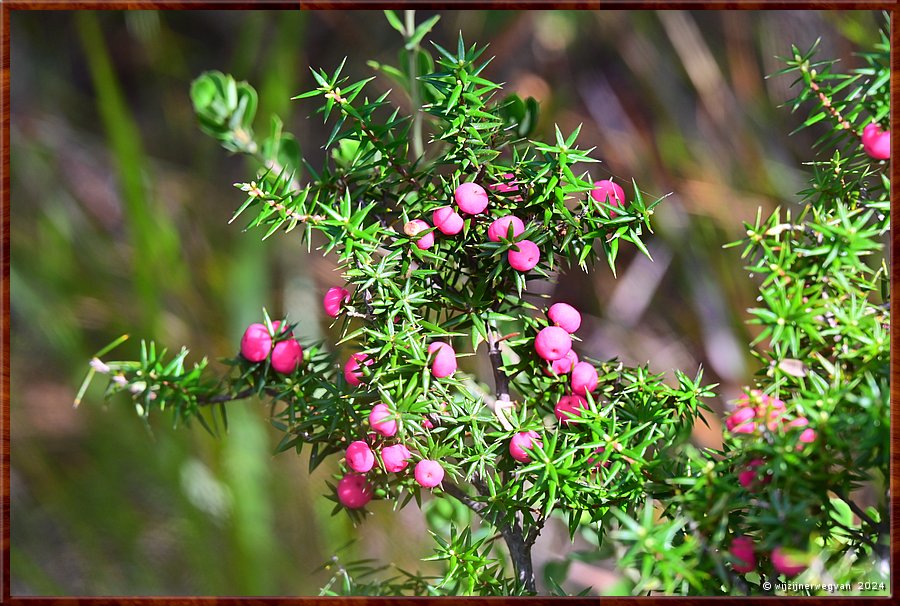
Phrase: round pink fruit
[
  {"left": 381, "top": 444, "right": 412, "bottom": 473},
  {"left": 487, "top": 215, "right": 525, "bottom": 242},
  {"left": 432, "top": 207, "right": 464, "bottom": 235},
  {"left": 548, "top": 302, "right": 582, "bottom": 334},
  {"left": 862, "top": 122, "right": 890, "bottom": 160},
  {"left": 507, "top": 239, "right": 540, "bottom": 272},
  {"left": 369, "top": 403, "right": 398, "bottom": 437},
  {"left": 336, "top": 473, "right": 373, "bottom": 509},
  {"left": 346, "top": 440, "right": 375, "bottom": 473},
  {"left": 549, "top": 350, "right": 579, "bottom": 376},
  {"left": 729, "top": 536, "right": 756, "bottom": 574},
  {"left": 405, "top": 219, "right": 435, "bottom": 250},
  {"left": 726, "top": 407, "right": 757, "bottom": 435},
  {"left": 591, "top": 180, "right": 626, "bottom": 217},
  {"left": 270, "top": 339, "right": 303, "bottom": 374},
  {"left": 344, "top": 352, "right": 373, "bottom": 386},
  {"left": 240, "top": 323, "right": 272, "bottom": 363},
  {"left": 323, "top": 287, "right": 351, "bottom": 318},
  {"left": 534, "top": 326, "right": 572, "bottom": 361},
  {"left": 570, "top": 362, "right": 599, "bottom": 395},
  {"left": 555, "top": 394, "right": 588, "bottom": 425},
  {"left": 454, "top": 182, "right": 489, "bottom": 215},
  {"left": 737, "top": 458, "right": 769, "bottom": 490},
  {"left": 428, "top": 342, "right": 457, "bottom": 378},
  {"left": 771, "top": 547, "right": 807, "bottom": 577},
  {"left": 509, "top": 430, "right": 542, "bottom": 463},
  {"left": 414, "top": 459, "right": 445, "bottom": 488}
]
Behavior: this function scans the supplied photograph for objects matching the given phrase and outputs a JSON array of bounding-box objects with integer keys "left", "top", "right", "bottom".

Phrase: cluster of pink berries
[
  {"left": 240, "top": 321, "right": 303, "bottom": 374},
  {"left": 729, "top": 536, "right": 808, "bottom": 577},
  {"left": 336, "top": 402, "right": 445, "bottom": 509},
  {"left": 862, "top": 122, "right": 890, "bottom": 160}
]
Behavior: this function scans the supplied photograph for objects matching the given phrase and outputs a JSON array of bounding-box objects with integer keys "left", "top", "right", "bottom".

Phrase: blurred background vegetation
[{"left": 9, "top": 9, "right": 883, "bottom": 596}]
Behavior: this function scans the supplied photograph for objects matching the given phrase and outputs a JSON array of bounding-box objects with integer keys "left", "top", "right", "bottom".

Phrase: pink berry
[
  {"left": 570, "top": 362, "right": 599, "bottom": 395},
  {"left": 428, "top": 342, "right": 457, "bottom": 378},
  {"left": 549, "top": 350, "right": 579, "bottom": 376},
  {"left": 534, "top": 326, "right": 572, "bottom": 361},
  {"left": 507, "top": 239, "right": 540, "bottom": 272},
  {"left": 381, "top": 444, "right": 412, "bottom": 473},
  {"left": 422, "top": 416, "right": 435, "bottom": 430},
  {"left": 554, "top": 394, "right": 588, "bottom": 425},
  {"left": 726, "top": 407, "right": 757, "bottom": 435},
  {"left": 737, "top": 458, "right": 768, "bottom": 490},
  {"left": 414, "top": 459, "right": 444, "bottom": 488},
  {"left": 548, "top": 302, "right": 582, "bottom": 334},
  {"left": 454, "top": 182, "right": 489, "bottom": 215},
  {"left": 270, "top": 320, "right": 292, "bottom": 336},
  {"left": 336, "top": 473, "right": 373, "bottom": 509},
  {"left": 509, "top": 430, "right": 542, "bottom": 463},
  {"left": 771, "top": 547, "right": 807, "bottom": 577},
  {"left": 862, "top": 122, "right": 890, "bottom": 160},
  {"left": 729, "top": 536, "right": 757, "bottom": 574},
  {"left": 369, "top": 403, "right": 398, "bottom": 437},
  {"left": 587, "top": 446, "right": 611, "bottom": 470},
  {"left": 591, "top": 180, "right": 626, "bottom": 218},
  {"left": 240, "top": 323, "right": 272, "bottom": 363},
  {"left": 323, "top": 287, "right": 351, "bottom": 318},
  {"left": 432, "top": 207, "right": 464, "bottom": 235},
  {"left": 405, "top": 219, "right": 435, "bottom": 250},
  {"left": 270, "top": 339, "right": 303, "bottom": 374},
  {"left": 346, "top": 440, "right": 375, "bottom": 473},
  {"left": 798, "top": 428, "right": 817, "bottom": 444},
  {"left": 488, "top": 173, "right": 522, "bottom": 200},
  {"left": 344, "top": 352, "right": 373, "bottom": 386},
  {"left": 487, "top": 215, "right": 525, "bottom": 242}
]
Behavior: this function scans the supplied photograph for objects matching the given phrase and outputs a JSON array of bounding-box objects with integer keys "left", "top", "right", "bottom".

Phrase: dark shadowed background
[{"left": 9, "top": 9, "right": 882, "bottom": 596}]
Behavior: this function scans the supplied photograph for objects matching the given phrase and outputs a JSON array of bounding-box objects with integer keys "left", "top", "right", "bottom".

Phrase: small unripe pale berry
[
  {"left": 548, "top": 302, "right": 582, "bottom": 333},
  {"left": 270, "top": 339, "right": 303, "bottom": 374},
  {"left": 591, "top": 180, "right": 626, "bottom": 217},
  {"left": 414, "top": 459, "right": 444, "bottom": 487},
  {"left": 570, "top": 362, "right": 599, "bottom": 395},
  {"left": 534, "top": 326, "right": 572, "bottom": 361},
  {"left": 454, "top": 182, "right": 489, "bottom": 215},
  {"left": 428, "top": 342, "right": 457, "bottom": 378},
  {"left": 336, "top": 473, "right": 373, "bottom": 509},
  {"left": 240, "top": 323, "right": 272, "bottom": 362},
  {"left": 771, "top": 547, "right": 807, "bottom": 577},
  {"left": 323, "top": 287, "right": 351, "bottom": 318},
  {"left": 369, "top": 403, "right": 398, "bottom": 437},
  {"left": 555, "top": 394, "right": 588, "bottom": 425},
  {"left": 509, "top": 430, "right": 542, "bottom": 463},
  {"left": 381, "top": 444, "right": 412, "bottom": 473},
  {"left": 487, "top": 215, "right": 525, "bottom": 242},
  {"left": 729, "top": 536, "right": 757, "bottom": 574},
  {"left": 549, "top": 349, "right": 579, "bottom": 376},
  {"left": 344, "top": 352, "right": 372, "bottom": 386},
  {"left": 507, "top": 239, "right": 540, "bottom": 272},
  {"left": 405, "top": 219, "right": 435, "bottom": 250},
  {"left": 862, "top": 122, "right": 890, "bottom": 160},
  {"left": 432, "top": 207, "right": 464, "bottom": 235},
  {"left": 346, "top": 440, "right": 375, "bottom": 473}
]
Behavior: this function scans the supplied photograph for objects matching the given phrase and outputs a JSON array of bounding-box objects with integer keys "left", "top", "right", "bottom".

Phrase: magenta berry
[
  {"left": 590, "top": 180, "right": 626, "bottom": 217},
  {"left": 729, "top": 536, "right": 757, "bottom": 574},
  {"left": 534, "top": 326, "right": 572, "bottom": 361},
  {"left": 507, "top": 239, "right": 540, "bottom": 272},
  {"left": 323, "top": 287, "right": 351, "bottom": 318},
  {"left": 738, "top": 458, "right": 768, "bottom": 490},
  {"left": 432, "top": 207, "right": 464, "bottom": 235},
  {"left": 381, "top": 444, "right": 412, "bottom": 473},
  {"left": 862, "top": 122, "right": 890, "bottom": 160},
  {"left": 554, "top": 394, "right": 588, "bottom": 425},
  {"left": 344, "top": 352, "right": 372, "bottom": 386},
  {"left": 346, "top": 440, "right": 375, "bottom": 473},
  {"left": 488, "top": 173, "right": 522, "bottom": 200},
  {"left": 454, "top": 182, "right": 489, "bottom": 215},
  {"left": 336, "top": 473, "right": 373, "bottom": 509},
  {"left": 487, "top": 215, "right": 525, "bottom": 242},
  {"left": 509, "top": 430, "right": 542, "bottom": 463},
  {"left": 547, "top": 302, "right": 582, "bottom": 334},
  {"left": 771, "top": 547, "right": 807, "bottom": 577},
  {"left": 549, "top": 349, "right": 579, "bottom": 376},
  {"left": 369, "top": 403, "right": 398, "bottom": 437},
  {"left": 240, "top": 323, "right": 272, "bottom": 363},
  {"left": 570, "top": 362, "right": 599, "bottom": 395},
  {"left": 405, "top": 219, "right": 435, "bottom": 250},
  {"left": 428, "top": 342, "right": 457, "bottom": 378},
  {"left": 270, "top": 339, "right": 303, "bottom": 374},
  {"left": 414, "top": 459, "right": 444, "bottom": 488},
  {"left": 726, "top": 407, "right": 757, "bottom": 435}
]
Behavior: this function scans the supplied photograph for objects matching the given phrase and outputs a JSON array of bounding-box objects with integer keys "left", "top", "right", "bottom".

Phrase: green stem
[{"left": 405, "top": 9, "right": 424, "bottom": 159}]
